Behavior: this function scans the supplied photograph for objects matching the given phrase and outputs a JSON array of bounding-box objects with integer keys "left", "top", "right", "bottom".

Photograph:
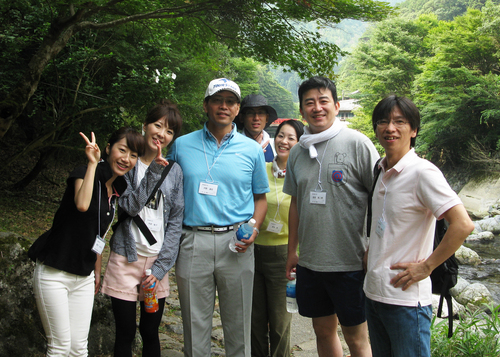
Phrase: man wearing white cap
[{"left": 168, "top": 78, "right": 269, "bottom": 357}]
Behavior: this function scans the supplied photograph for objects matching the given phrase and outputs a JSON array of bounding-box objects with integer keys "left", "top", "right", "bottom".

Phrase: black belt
[{"left": 183, "top": 224, "right": 240, "bottom": 234}]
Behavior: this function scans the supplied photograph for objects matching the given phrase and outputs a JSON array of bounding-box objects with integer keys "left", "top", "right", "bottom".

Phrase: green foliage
[
  {"left": 339, "top": 13, "right": 437, "bottom": 126},
  {"left": 340, "top": 2, "right": 500, "bottom": 168},
  {"left": 0, "top": 0, "right": 393, "bottom": 187},
  {"left": 397, "top": 0, "right": 500, "bottom": 21},
  {"left": 415, "top": 6, "right": 500, "bottom": 165},
  {"left": 430, "top": 304, "right": 500, "bottom": 356}
]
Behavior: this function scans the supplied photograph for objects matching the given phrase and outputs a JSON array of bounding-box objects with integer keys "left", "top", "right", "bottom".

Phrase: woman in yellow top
[{"left": 252, "top": 119, "right": 304, "bottom": 357}]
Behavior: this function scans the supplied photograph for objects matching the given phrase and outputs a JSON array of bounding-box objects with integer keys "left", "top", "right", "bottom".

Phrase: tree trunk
[
  {"left": 9, "top": 147, "right": 58, "bottom": 191},
  {"left": 0, "top": 12, "right": 85, "bottom": 140}
]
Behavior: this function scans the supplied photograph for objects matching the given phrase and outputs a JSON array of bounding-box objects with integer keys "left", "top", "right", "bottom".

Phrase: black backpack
[{"left": 367, "top": 160, "right": 458, "bottom": 338}]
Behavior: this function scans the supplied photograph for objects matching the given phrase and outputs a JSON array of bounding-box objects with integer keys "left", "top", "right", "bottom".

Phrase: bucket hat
[{"left": 235, "top": 94, "right": 278, "bottom": 130}]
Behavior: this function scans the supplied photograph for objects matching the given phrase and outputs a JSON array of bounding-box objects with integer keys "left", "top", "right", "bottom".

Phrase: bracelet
[{"left": 253, "top": 227, "right": 260, "bottom": 235}]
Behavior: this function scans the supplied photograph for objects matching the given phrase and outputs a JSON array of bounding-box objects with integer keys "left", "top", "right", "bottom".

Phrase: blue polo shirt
[{"left": 168, "top": 123, "right": 269, "bottom": 227}]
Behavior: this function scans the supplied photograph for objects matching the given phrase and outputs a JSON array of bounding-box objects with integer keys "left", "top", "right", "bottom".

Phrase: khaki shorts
[{"left": 101, "top": 251, "right": 170, "bottom": 301}]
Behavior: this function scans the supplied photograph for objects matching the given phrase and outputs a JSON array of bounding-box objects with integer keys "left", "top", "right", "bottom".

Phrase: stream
[{"left": 460, "top": 237, "right": 500, "bottom": 305}]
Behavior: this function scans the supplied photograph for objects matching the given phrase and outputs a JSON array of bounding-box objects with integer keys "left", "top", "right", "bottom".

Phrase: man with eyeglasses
[
  {"left": 235, "top": 94, "right": 278, "bottom": 162},
  {"left": 168, "top": 78, "right": 269, "bottom": 357},
  {"left": 364, "top": 95, "right": 474, "bottom": 357}
]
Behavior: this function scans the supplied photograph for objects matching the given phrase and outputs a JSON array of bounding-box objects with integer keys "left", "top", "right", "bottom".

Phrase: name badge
[
  {"left": 310, "top": 191, "right": 326, "bottom": 205},
  {"left": 199, "top": 182, "right": 218, "bottom": 196},
  {"left": 376, "top": 218, "right": 386, "bottom": 238},
  {"left": 266, "top": 221, "right": 283, "bottom": 233},
  {"left": 145, "top": 217, "right": 161, "bottom": 232},
  {"left": 92, "top": 235, "right": 105, "bottom": 254}
]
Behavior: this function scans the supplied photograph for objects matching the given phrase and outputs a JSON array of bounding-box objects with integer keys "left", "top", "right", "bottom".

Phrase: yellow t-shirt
[{"left": 255, "top": 162, "right": 291, "bottom": 246}]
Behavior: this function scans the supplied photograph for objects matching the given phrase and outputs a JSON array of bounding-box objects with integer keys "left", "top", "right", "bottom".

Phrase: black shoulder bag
[{"left": 113, "top": 161, "right": 175, "bottom": 245}]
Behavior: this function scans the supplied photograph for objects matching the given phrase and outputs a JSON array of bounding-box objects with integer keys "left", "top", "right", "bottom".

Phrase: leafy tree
[
  {"left": 339, "top": 1, "right": 500, "bottom": 170},
  {"left": 415, "top": 6, "right": 500, "bottom": 166},
  {"left": 396, "top": 0, "right": 500, "bottom": 21},
  {"left": 338, "top": 14, "right": 437, "bottom": 119},
  {"left": 0, "top": 0, "right": 392, "bottom": 141}
]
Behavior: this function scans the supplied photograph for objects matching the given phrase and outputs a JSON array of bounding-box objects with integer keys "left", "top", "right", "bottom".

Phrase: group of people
[{"left": 29, "top": 75, "right": 474, "bottom": 357}]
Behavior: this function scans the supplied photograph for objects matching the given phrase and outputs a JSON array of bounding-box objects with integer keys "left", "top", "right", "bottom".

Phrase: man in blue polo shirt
[{"left": 168, "top": 78, "right": 269, "bottom": 357}]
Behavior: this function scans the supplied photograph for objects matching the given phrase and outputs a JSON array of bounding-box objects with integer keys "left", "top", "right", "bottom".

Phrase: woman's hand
[
  {"left": 153, "top": 139, "right": 169, "bottom": 167},
  {"left": 79, "top": 132, "right": 100, "bottom": 164},
  {"left": 143, "top": 272, "right": 160, "bottom": 294}
]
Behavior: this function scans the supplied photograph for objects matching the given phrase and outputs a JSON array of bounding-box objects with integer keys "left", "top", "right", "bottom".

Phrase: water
[{"left": 460, "top": 237, "right": 500, "bottom": 304}]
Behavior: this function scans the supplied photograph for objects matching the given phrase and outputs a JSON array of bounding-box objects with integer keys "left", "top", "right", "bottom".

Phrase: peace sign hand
[
  {"left": 153, "top": 139, "right": 169, "bottom": 167},
  {"left": 79, "top": 132, "right": 101, "bottom": 164}
]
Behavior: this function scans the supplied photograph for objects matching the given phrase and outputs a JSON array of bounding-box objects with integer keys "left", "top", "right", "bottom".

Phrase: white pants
[
  {"left": 33, "top": 261, "right": 95, "bottom": 356},
  {"left": 176, "top": 229, "right": 255, "bottom": 357}
]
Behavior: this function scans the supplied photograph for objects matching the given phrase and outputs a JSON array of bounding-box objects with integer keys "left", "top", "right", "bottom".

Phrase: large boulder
[
  {"left": 458, "top": 174, "right": 500, "bottom": 219},
  {"left": 466, "top": 231, "right": 495, "bottom": 242},
  {"left": 0, "top": 232, "right": 118, "bottom": 356},
  {"left": 455, "top": 245, "right": 481, "bottom": 266},
  {"left": 474, "top": 216, "right": 500, "bottom": 234},
  {"left": 453, "top": 282, "right": 494, "bottom": 311}
]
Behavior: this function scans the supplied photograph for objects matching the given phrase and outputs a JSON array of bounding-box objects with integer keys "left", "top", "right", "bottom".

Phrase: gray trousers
[{"left": 177, "top": 229, "right": 255, "bottom": 357}]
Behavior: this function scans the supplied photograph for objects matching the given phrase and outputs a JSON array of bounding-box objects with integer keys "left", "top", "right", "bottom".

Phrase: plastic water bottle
[
  {"left": 143, "top": 269, "right": 159, "bottom": 313},
  {"left": 286, "top": 272, "right": 298, "bottom": 313},
  {"left": 229, "top": 219, "right": 256, "bottom": 252}
]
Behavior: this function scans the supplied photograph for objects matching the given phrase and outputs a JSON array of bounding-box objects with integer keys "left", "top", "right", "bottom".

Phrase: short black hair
[
  {"left": 372, "top": 95, "right": 420, "bottom": 147},
  {"left": 298, "top": 76, "right": 338, "bottom": 108}
]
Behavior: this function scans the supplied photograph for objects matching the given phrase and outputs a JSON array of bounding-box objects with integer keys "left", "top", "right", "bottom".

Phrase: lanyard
[
  {"left": 314, "top": 138, "right": 332, "bottom": 191},
  {"left": 272, "top": 175, "right": 287, "bottom": 223},
  {"left": 379, "top": 172, "right": 392, "bottom": 222},
  {"left": 202, "top": 131, "right": 230, "bottom": 183},
  {"left": 97, "top": 181, "right": 117, "bottom": 239}
]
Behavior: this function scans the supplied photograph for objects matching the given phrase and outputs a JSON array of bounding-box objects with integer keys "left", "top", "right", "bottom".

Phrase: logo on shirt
[
  {"left": 328, "top": 152, "right": 348, "bottom": 186},
  {"left": 332, "top": 170, "right": 343, "bottom": 182}
]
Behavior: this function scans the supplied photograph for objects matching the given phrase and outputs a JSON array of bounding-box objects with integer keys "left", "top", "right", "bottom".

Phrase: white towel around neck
[{"left": 299, "top": 119, "right": 343, "bottom": 158}]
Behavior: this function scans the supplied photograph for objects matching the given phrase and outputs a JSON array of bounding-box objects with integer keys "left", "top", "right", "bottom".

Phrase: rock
[
  {"left": 0, "top": 232, "right": 45, "bottom": 357},
  {"left": 166, "top": 322, "right": 184, "bottom": 335},
  {"left": 450, "top": 276, "right": 470, "bottom": 297},
  {"left": 458, "top": 175, "right": 500, "bottom": 218},
  {"left": 475, "top": 216, "right": 500, "bottom": 234},
  {"left": 211, "top": 327, "right": 224, "bottom": 342},
  {"left": 455, "top": 245, "right": 481, "bottom": 266},
  {"left": 466, "top": 231, "right": 495, "bottom": 243},
  {"left": 162, "top": 349, "right": 184, "bottom": 357},
  {"left": 454, "top": 283, "right": 494, "bottom": 310},
  {"left": 0, "top": 232, "right": 131, "bottom": 356}
]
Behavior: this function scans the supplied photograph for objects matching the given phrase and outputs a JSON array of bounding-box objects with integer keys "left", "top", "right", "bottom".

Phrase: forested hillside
[{"left": 338, "top": 0, "right": 500, "bottom": 171}]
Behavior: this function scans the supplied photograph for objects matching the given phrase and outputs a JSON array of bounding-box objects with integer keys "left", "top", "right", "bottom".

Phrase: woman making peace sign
[{"left": 29, "top": 127, "right": 145, "bottom": 356}]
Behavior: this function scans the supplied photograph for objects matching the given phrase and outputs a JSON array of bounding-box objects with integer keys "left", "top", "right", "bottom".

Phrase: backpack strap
[
  {"left": 437, "top": 273, "right": 455, "bottom": 338},
  {"left": 113, "top": 161, "right": 175, "bottom": 245},
  {"left": 367, "top": 158, "right": 383, "bottom": 237}
]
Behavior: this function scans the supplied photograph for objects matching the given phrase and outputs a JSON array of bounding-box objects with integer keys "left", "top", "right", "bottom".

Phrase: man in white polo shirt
[
  {"left": 167, "top": 78, "right": 269, "bottom": 357},
  {"left": 364, "top": 95, "right": 474, "bottom": 357}
]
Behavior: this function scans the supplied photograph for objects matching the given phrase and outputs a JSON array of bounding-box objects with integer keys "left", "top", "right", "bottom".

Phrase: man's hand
[{"left": 390, "top": 260, "right": 432, "bottom": 291}]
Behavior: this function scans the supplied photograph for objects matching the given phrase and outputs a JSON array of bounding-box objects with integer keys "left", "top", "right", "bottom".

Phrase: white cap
[
  {"left": 204, "top": 78, "right": 241, "bottom": 101},
  {"left": 248, "top": 218, "right": 256, "bottom": 227},
  {"left": 145, "top": 269, "right": 152, "bottom": 276},
  {"left": 290, "top": 272, "right": 296, "bottom": 279}
]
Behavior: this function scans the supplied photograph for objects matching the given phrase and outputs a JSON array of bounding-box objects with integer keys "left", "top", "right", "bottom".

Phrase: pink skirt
[{"left": 101, "top": 251, "right": 170, "bottom": 301}]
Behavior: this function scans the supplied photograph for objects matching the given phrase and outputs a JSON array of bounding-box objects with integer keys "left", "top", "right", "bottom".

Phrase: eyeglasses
[
  {"left": 376, "top": 119, "right": 409, "bottom": 128},
  {"left": 209, "top": 96, "right": 239, "bottom": 107},
  {"left": 245, "top": 110, "right": 268, "bottom": 118}
]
